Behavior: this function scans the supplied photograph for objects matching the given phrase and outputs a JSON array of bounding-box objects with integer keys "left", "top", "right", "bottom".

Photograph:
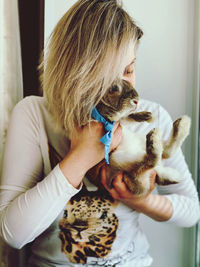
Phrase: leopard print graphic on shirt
[
  {"left": 48, "top": 143, "right": 119, "bottom": 264},
  {"left": 59, "top": 188, "right": 118, "bottom": 264}
]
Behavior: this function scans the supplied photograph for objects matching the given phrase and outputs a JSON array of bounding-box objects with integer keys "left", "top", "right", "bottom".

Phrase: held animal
[{"left": 87, "top": 79, "right": 191, "bottom": 195}]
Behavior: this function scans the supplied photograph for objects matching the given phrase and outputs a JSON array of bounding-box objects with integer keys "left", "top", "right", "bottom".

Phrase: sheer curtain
[{"left": 0, "top": 0, "right": 23, "bottom": 266}]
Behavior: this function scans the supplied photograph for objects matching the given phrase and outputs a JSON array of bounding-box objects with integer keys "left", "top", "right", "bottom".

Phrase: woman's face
[{"left": 122, "top": 55, "right": 136, "bottom": 87}]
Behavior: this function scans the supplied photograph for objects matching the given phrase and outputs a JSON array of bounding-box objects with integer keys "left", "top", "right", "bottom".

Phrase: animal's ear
[{"left": 128, "top": 111, "right": 153, "bottom": 122}]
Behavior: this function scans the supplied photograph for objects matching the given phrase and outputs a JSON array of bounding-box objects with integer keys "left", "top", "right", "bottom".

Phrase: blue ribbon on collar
[{"left": 91, "top": 107, "right": 115, "bottom": 164}]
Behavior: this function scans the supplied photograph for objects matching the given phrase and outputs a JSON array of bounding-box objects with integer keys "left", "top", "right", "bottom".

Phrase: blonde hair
[{"left": 40, "top": 0, "right": 143, "bottom": 136}]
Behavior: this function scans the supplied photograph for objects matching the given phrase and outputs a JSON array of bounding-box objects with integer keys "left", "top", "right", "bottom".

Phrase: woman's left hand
[
  {"left": 101, "top": 165, "right": 173, "bottom": 221},
  {"left": 101, "top": 165, "right": 156, "bottom": 211}
]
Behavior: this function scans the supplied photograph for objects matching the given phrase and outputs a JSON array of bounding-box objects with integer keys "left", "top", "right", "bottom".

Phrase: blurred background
[{"left": 0, "top": 0, "right": 199, "bottom": 266}]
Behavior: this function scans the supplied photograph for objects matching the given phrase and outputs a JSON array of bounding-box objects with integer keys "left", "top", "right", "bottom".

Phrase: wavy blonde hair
[{"left": 40, "top": 0, "right": 143, "bottom": 136}]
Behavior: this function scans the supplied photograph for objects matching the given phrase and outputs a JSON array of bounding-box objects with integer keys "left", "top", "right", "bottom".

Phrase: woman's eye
[
  {"left": 124, "top": 68, "right": 134, "bottom": 75},
  {"left": 123, "top": 61, "right": 135, "bottom": 76}
]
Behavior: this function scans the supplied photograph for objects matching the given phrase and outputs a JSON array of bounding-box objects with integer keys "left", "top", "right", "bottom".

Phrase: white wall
[
  {"left": 44, "top": 1, "right": 199, "bottom": 266},
  {"left": 123, "top": 0, "right": 193, "bottom": 117}
]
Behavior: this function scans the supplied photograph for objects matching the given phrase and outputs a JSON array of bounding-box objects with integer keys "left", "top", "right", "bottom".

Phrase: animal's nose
[{"left": 130, "top": 99, "right": 138, "bottom": 106}]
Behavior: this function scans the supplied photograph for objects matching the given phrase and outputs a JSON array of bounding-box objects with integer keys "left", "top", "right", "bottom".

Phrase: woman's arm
[
  {"left": 0, "top": 99, "right": 81, "bottom": 249},
  {"left": 156, "top": 105, "right": 200, "bottom": 226},
  {"left": 59, "top": 121, "right": 122, "bottom": 188},
  {"left": 157, "top": 148, "right": 200, "bottom": 227},
  {"left": 0, "top": 98, "right": 122, "bottom": 249}
]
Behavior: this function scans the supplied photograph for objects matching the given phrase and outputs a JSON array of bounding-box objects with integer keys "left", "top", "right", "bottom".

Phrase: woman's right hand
[
  {"left": 70, "top": 121, "right": 122, "bottom": 167},
  {"left": 59, "top": 121, "right": 122, "bottom": 188}
]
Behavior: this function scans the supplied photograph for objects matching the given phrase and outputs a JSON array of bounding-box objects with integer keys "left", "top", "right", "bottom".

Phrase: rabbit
[{"left": 87, "top": 79, "right": 191, "bottom": 195}]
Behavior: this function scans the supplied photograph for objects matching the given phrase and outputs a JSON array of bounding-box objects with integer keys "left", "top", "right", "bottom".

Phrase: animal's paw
[
  {"left": 173, "top": 115, "right": 191, "bottom": 141},
  {"left": 128, "top": 111, "right": 153, "bottom": 122},
  {"left": 123, "top": 173, "right": 149, "bottom": 195},
  {"left": 146, "top": 128, "right": 163, "bottom": 157},
  {"left": 162, "top": 115, "right": 191, "bottom": 159},
  {"left": 138, "top": 111, "right": 153, "bottom": 122},
  {"left": 155, "top": 166, "right": 183, "bottom": 185}
]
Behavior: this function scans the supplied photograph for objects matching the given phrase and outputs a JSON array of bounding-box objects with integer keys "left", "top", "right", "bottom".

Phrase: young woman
[{"left": 0, "top": 0, "right": 199, "bottom": 266}]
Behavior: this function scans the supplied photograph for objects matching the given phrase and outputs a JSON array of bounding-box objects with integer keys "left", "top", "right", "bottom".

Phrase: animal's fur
[{"left": 87, "top": 79, "right": 191, "bottom": 195}]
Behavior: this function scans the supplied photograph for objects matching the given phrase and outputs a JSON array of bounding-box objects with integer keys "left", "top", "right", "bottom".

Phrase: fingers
[
  {"left": 101, "top": 165, "right": 157, "bottom": 201},
  {"left": 149, "top": 169, "right": 157, "bottom": 192},
  {"left": 110, "top": 122, "right": 123, "bottom": 151},
  {"left": 101, "top": 167, "right": 131, "bottom": 200},
  {"left": 88, "top": 121, "right": 105, "bottom": 136},
  {"left": 112, "top": 174, "right": 128, "bottom": 196},
  {"left": 112, "top": 174, "right": 138, "bottom": 200},
  {"left": 101, "top": 166, "right": 121, "bottom": 199},
  {"left": 150, "top": 169, "right": 157, "bottom": 180},
  {"left": 112, "top": 121, "right": 120, "bottom": 131}
]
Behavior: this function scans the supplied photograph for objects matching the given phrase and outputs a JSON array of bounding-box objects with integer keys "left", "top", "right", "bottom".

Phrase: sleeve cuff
[{"left": 52, "top": 164, "right": 83, "bottom": 195}]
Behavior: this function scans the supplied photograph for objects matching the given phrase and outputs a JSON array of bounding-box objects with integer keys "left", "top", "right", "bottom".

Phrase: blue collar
[{"left": 91, "top": 107, "right": 115, "bottom": 164}]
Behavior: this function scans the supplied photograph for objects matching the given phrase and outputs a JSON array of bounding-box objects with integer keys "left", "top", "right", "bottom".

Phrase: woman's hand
[
  {"left": 101, "top": 165, "right": 156, "bottom": 209},
  {"left": 101, "top": 166, "right": 173, "bottom": 221},
  {"left": 59, "top": 121, "right": 122, "bottom": 188},
  {"left": 70, "top": 121, "right": 122, "bottom": 168}
]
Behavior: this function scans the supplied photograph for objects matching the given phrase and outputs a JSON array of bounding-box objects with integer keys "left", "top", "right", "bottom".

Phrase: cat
[{"left": 86, "top": 79, "right": 191, "bottom": 195}]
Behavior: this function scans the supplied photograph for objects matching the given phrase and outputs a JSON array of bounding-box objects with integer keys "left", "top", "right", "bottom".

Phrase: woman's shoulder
[
  {"left": 13, "top": 95, "right": 50, "bottom": 120},
  {"left": 10, "top": 96, "right": 52, "bottom": 134},
  {"left": 14, "top": 95, "right": 46, "bottom": 111}
]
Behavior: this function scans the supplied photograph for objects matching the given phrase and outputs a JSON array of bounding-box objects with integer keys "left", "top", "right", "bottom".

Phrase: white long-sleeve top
[{"left": 0, "top": 96, "right": 199, "bottom": 267}]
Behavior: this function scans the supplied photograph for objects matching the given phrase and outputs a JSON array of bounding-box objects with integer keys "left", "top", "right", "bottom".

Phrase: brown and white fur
[{"left": 87, "top": 79, "right": 191, "bottom": 195}]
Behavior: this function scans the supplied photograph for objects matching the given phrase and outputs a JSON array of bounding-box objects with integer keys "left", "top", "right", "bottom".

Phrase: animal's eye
[{"left": 109, "top": 85, "right": 119, "bottom": 93}]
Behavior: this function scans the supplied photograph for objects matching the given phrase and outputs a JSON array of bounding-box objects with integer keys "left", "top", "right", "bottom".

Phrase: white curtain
[{"left": 0, "top": 0, "right": 23, "bottom": 266}]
